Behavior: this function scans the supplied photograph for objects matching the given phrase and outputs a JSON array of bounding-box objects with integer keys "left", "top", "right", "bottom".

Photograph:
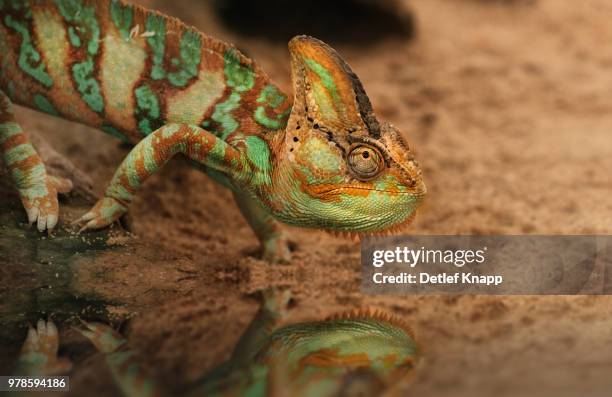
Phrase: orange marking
[
  {"left": 134, "top": 149, "right": 149, "bottom": 184},
  {"left": 0, "top": 133, "right": 28, "bottom": 151},
  {"left": 383, "top": 353, "right": 398, "bottom": 367},
  {"left": 10, "top": 155, "right": 43, "bottom": 173},
  {"left": 298, "top": 348, "right": 372, "bottom": 369}
]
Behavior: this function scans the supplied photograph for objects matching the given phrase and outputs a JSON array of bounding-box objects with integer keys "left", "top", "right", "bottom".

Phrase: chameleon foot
[
  {"left": 15, "top": 319, "right": 72, "bottom": 376},
  {"left": 261, "top": 288, "right": 292, "bottom": 316},
  {"left": 18, "top": 177, "right": 60, "bottom": 233},
  {"left": 74, "top": 321, "right": 126, "bottom": 353},
  {"left": 18, "top": 175, "right": 73, "bottom": 233},
  {"left": 73, "top": 197, "right": 127, "bottom": 232},
  {"left": 262, "top": 234, "right": 292, "bottom": 264}
]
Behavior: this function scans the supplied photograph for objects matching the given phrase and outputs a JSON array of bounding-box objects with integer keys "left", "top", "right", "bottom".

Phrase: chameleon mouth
[
  {"left": 321, "top": 185, "right": 426, "bottom": 197},
  {"left": 325, "top": 210, "right": 418, "bottom": 241},
  {"left": 317, "top": 184, "right": 424, "bottom": 241}
]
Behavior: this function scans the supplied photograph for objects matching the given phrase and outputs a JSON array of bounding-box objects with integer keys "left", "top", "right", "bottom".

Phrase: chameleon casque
[
  {"left": 0, "top": 0, "right": 426, "bottom": 261},
  {"left": 13, "top": 291, "right": 419, "bottom": 396}
]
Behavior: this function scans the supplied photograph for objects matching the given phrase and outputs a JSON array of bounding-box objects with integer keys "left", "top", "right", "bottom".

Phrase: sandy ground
[{"left": 1, "top": 0, "right": 612, "bottom": 396}]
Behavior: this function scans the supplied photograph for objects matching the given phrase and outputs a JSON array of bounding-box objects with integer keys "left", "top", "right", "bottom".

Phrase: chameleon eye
[{"left": 347, "top": 144, "right": 384, "bottom": 180}]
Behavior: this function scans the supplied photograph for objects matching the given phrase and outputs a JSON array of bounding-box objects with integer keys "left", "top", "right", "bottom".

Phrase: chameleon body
[
  {"left": 14, "top": 291, "right": 419, "bottom": 396},
  {"left": 0, "top": 0, "right": 426, "bottom": 261}
]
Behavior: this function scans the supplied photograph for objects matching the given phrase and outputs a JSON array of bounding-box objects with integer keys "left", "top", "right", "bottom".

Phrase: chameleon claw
[
  {"left": 77, "top": 219, "right": 98, "bottom": 233},
  {"left": 73, "top": 197, "right": 127, "bottom": 232},
  {"left": 36, "top": 319, "right": 47, "bottom": 337},
  {"left": 22, "top": 324, "right": 39, "bottom": 352},
  {"left": 19, "top": 177, "right": 60, "bottom": 233},
  {"left": 46, "top": 320, "right": 58, "bottom": 338},
  {"left": 73, "top": 212, "right": 102, "bottom": 234},
  {"left": 72, "top": 212, "right": 93, "bottom": 225},
  {"left": 73, "top": 320, "right": 126, "bottom": 353},
  {"left": 71, "top": 211, "right": 93, "bottom": 226},
  {"left": 37, "top": 213, "right": 48, "bottom": 233},
  {"left": 47, "top": 214, "right": 58, "bottom": 231},
  {"left": 72, "top": 324, "right": 96, "bottom": 342},
  {"left": 26, "top": 207, "right": 39, "bottom": 227}
]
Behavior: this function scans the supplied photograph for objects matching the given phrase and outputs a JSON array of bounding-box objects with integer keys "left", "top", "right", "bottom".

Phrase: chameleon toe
[
  {"left": 47, "top": 214, "right": 58, "bottom": 231},
  {"left": 37, "top": 213, "right": 48, "bottom": 232},
  {"left": 25, "top": 206, "right": 39, "bottom": 226}
]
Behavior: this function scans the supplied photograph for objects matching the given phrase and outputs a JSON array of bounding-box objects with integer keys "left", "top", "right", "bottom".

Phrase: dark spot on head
[
  {"left": 335, "top": 143, "right": 347, "bottom": 156},
  {"left": 290, "top": 148, "right": 294, "bottom": 152},
  {"left": 296, "top": 124, "right": 300, "bottom": 130},
  {"left": 313, "top": 124, "right": 319, "bottom": 129},
  {"left": 326, "top": 132, "right": 333, "bottom": 141},
  {"left": 307, "top": 117, "right": 314, "bottom": 123},
  {"left": 293, "top": 136, "right": 299, "bottom": 142}
]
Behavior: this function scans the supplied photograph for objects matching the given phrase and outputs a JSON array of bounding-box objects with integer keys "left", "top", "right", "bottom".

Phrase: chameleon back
[{"left": 0, "top": 0, "right": 291, "bottom": 143}]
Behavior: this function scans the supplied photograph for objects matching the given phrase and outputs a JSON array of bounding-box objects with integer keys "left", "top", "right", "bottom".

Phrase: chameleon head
[
  {"left": 258, "top": 309, "right": 419, "bottom": 394},
  {"left": 265, "top": 36, "right": 426, "bottom": 235}
]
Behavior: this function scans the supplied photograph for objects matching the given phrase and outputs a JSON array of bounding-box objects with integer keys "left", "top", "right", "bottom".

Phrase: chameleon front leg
[
  {"left": 230, "top": 288, "right": 291, "bottom": 366},
  {"left": 193, "top": 288, "right": 291, "bottom": 389},
  {"left": 76, "top": 322, "right": 160, "bottom": 397},
  {"left": 0, "top": 91, "right": 71, "bottom": 232},
  {"left": 74, "top": 124, "right": 245, "bottom": 231},
  {"left": 233, "top": 192, "right": 292, "bottom": 263}
]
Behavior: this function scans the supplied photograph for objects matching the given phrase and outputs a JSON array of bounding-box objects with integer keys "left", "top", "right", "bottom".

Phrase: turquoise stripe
[
  {"left": 124, "top": 151, "right": 141, "bottom": 189},
  {"left": 141, "top": 141, "right": 159, "bottom": 174},
  {"left": 107, "top": 183, "right": 133, "bottom": 203},
  {"left": 11, "top": 163, "right": 47, "bottom": 194},
  {"left": 4, "top": 142, "right": 36, "bottom": 165}
]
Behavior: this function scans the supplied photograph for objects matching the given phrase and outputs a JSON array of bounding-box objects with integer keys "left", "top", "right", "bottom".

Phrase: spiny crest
[
  {"left": 325, "top": 307, "right": 416, "bottom": 340},
  {"left": 325, "top": 211, "right": 417, "bottom": 240}
]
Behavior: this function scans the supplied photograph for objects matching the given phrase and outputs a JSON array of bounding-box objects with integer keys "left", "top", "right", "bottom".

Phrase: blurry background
[
  {"left": 1, "top": 0, "right": 612, "bottom": 396},
  {"left": 211, "top": 0, "right": 414, "bottom": 44}
]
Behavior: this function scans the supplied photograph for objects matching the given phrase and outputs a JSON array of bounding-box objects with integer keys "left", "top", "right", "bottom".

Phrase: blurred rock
[{"left": 212, "top": 0, "right": 415, "bottom": 45}]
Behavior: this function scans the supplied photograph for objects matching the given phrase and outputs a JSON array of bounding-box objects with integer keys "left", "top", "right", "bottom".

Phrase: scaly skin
[
  {"left": 51, "top": 290, "right": 416, "bottom": 397},
  {"left": 0, "top": 0, "right": 426, "bottom": 262}
]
